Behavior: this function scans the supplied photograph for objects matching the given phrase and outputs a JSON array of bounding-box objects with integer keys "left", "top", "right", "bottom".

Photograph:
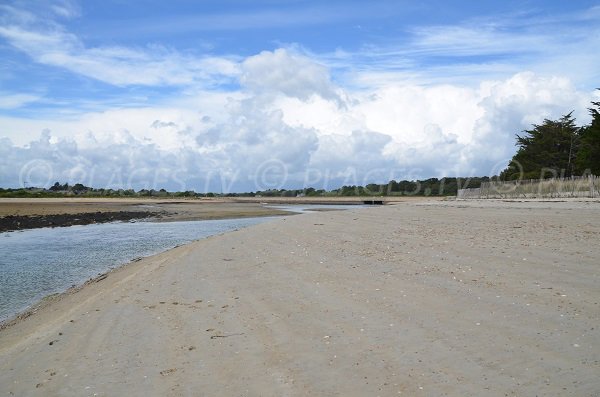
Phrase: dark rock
[{"left": 0, "top": 211, "right": 158, "bottom": 233}]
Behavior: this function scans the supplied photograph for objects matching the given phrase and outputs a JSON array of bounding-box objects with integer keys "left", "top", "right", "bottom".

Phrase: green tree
[
  {"left": 72, "top": 183, "right": 88, "bottom": 194},
  {"left": 365, "top": 183, "right": 384, "bottom": 195},
  {"left": 387, "top": 180, "right": 400, "bottom": 194},
  {"left": 502, "top": 113, "right": 580, "bottom": 180},
  {"left": 575, "top": 96, "right": 600, "bottom": 175}
]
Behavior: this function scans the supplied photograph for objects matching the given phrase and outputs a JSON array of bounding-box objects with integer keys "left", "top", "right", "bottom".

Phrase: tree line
[
  {"left": 0, "top": 184, "right": 198, "bottom": 198},
  {"left": 0, "top": 176, "right": 487, "bottom": 198}
]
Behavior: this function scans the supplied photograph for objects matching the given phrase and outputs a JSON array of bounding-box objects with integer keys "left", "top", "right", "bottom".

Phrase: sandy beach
[{"left": 0, "top": 199, "right": 599, "bottom": 396}]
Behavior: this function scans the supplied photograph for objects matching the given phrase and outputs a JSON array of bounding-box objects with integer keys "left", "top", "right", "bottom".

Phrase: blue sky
[{"left": 1, "top": 0, "right": 599, "bottom": 191}]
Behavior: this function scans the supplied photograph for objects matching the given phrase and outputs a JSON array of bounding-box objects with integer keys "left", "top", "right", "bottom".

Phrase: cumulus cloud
[
  {"left": 0, "top": 45, "right": 594, "bottom": 192},
  {"left": 151, "top": 120, "right": 178, "bottom": 129},
  {"left": 195, "top": 96, "right": 320, "bottom": 190},
  {"left": 241, "top": 49, "right": 341, "bottom": 103}
]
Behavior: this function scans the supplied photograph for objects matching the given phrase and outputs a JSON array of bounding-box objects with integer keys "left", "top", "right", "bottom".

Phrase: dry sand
[{"left": 0, "top": 199, "right": 599, "bottom": 396}]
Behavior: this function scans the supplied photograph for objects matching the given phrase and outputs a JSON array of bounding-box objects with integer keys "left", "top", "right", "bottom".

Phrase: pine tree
[
  {"left": 502, "top": 113, "right": 580, "bottom": 180},
  {"left": 575, "top": 94, "right": 600, "bottom": 175}
]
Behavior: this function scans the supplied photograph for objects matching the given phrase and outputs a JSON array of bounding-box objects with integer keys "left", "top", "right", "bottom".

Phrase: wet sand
[
  {"left": 0, "top": 199, "right": 598, "bottom": 396},
  {"left": 0, "top": 198, "right": 296, "bottom": 231}
]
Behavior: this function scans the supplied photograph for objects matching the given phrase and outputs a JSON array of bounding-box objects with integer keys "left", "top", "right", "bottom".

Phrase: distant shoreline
[{"left": 0, "top": 199, "right": 302, "bottom": 232}]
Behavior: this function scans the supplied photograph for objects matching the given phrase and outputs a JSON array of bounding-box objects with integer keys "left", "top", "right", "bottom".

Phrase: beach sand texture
[{"left": 1, "top": 200, "right": 599, "bottom": 396}]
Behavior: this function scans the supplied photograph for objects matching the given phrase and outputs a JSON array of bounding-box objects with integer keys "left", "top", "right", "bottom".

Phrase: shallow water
[
  {"left": 0, "top": 217, "right": 274, "bottom": 322},
  {"left": 266, "top": 204, "right": 368, "bottom": 213}
]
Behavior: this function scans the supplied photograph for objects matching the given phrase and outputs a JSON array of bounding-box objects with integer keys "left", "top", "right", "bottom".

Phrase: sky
[{"left": 1, "top": 0, "right": 599, "bottom": 192}]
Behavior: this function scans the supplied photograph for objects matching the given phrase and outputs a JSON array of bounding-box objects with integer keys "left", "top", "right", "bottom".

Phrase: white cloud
[
  {"left": 408, "top": 24, "right": 540, "bottom": 57},
  {"left": 317, "top": 7, "right": 600, "bottom": 89},
  {"left": 48, "top": 0, "right": 81, "bottom": 19},
  {"left": 0, "top": 54, "right": 593, "bottom": 192},
  {"left": 0, "top": 6, "right": 240, "bottom": 87},
  {"left": 0, "top": 93, "right": 41, "bottom": 109},
  {"left": 241, "top": 49, "right": 340, "bottom": 102}
]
